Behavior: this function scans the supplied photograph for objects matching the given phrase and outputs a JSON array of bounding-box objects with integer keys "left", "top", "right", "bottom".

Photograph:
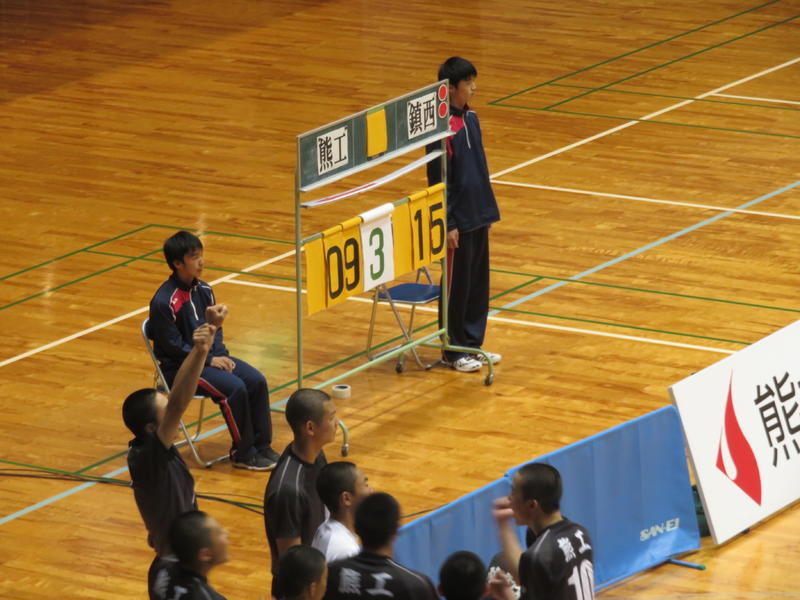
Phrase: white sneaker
[
  {"left": 448, "top": 355, "right": 483, "bottom": 372},
  {"left": 475, "top": 351, "right": 502, "bottom": 365}
]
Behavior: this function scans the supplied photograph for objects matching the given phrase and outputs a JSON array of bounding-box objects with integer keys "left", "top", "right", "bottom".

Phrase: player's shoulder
[
  {"left": 266, "top": 451, "right": 305, "bottom": 495},
  {"left": 386, "top": 557, "right": 436, "bottom": 589},
  {"left": 151, "top": 276, "right": 177, "bottom": 302}
]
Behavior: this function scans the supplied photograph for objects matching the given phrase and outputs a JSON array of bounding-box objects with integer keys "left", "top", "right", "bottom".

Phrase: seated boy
[{"left": 149, "top": 230, "right": 278, "bottom": 470}]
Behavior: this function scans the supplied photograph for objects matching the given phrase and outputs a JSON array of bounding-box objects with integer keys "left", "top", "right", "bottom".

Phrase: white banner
[
  {"left": 670, "top": 320, "right": 800, "bottom": 544},
  {"left": 359, "top": 203, "right": 395, "bottom": 291}
]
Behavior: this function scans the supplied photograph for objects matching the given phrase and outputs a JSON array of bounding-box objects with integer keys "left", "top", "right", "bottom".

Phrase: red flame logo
[{"left": 716, "top": 375, "right": 762, "bottom": 505}]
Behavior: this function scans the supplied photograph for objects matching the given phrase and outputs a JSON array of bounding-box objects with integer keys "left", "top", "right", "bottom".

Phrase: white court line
[
  {"left": 711, "top": 92, "right": 800, "bottom": 106},
  {"left": 0, "top": 248, "right": 297, "bottom": 368},
  {"left": 227, "top": 278, "right": 735, "bottom": 354},
  {"left": 492, "top": 180, "right": 800, "bottom": 221},
  {"left": 225, "top": 279, "right": 302, "bottom": 294},
  {"left": 491, "top": 56, "right": 800, "bottom": 179},
  {"left": 10, "top": 56, "right": 795, "bottom": 369}
]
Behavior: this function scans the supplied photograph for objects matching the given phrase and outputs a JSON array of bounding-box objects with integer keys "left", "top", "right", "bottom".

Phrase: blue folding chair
[
  {"left": 140, "top": 319, "right": 228, "bottom": 468},
  {"left": 366, "top": 267, "right": 441, "bottom": 372}
]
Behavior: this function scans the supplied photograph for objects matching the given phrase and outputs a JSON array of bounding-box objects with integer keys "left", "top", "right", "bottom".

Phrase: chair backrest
[{"left": 140, "top": 318, "right": 170, "bottom": 393}]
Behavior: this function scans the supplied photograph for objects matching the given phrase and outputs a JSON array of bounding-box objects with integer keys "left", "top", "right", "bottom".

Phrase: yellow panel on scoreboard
[
  {"left": 427, "top": 183, "right": 446, "bottom": 262},
  {"left": 408, "top": 188, "right": 431, "bottom": 270},
  {"left": 322, "top": 224, "right": 348, "bottom": 308},
  {"left": 304, "top": 237, "right": 327, "bottom": 315},
  {"left": 392, "top": 201, "right": 413, "bottom": 277},
  {"left": 340, "top": 216, "right": 364, "bottom": 296},
  {"left": 366, "top": 107, "right": 388, "bottom": 157}
]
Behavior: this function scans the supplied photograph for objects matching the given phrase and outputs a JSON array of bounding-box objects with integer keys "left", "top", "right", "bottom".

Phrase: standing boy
[
  {"left": 264, "top": 388, "right": 338, "bottom": 599},
  {"left": 152, "top": 510, "right": 230, "bottom": 600},
  {"left": 492, "top": 463, "right": 595, "bottom": 600},
  {"left": 123, "top": 305, "right": 225, "bottom": 598},
  {"left": 276, "top": 545, "right": 329, "bottom": 600},
  {"left": 149, "top": 230, "right": 278, "bottom": 470},
  {"left": 427, "top": 56, "right": 501, "bottom": 373},
  {"left": 312, "top": 461, "right": 374, "bottom": 562},
  {"left": 438, "top": 551, "right": 489, "bottom": 600},
  {"left": 323, "top": 492, "right": 439, "bottom": 600}
]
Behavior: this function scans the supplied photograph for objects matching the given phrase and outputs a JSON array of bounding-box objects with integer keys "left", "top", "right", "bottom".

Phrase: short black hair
[
  {"left": 169, "top": 510, "right": 212, "bottom": 565},
  {"left": 439, "top": 551, "right": 487, "bottom": 600},
  {"left": 122, "top": 388, "right": 159, "bottom": 438},
  {"left": 516, "top": 463, "right": 562, "bottom": 514},
  {"left": 317, "top": 461, "right": 357, "bottom": 514},
  {"left": 355, "top": 492, "right": 400, "bottom": 549},
  {"left": 285, "top": 388, "right": 330, "bottom": 438},
  {"left": 163, "top": 230, "right": 203, "bottom": 272},
  {"left": 438, "top": 56, "right": 477, "bottom": 87},
  {"left": 277, "top": 545, "right": 326, "bottom": 600}
]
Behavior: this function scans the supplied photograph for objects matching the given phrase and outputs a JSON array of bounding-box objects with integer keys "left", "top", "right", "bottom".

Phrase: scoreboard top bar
[{"left": 297, "top": 80, "right": 451, "bottom": 192}]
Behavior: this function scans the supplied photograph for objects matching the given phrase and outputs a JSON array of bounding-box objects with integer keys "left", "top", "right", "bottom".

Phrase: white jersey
[{"left": 312, "top": 518, "right": 360, "bottom": 563}]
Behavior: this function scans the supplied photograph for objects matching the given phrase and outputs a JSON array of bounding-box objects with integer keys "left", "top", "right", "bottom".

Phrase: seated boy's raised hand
[{"left": 205, "top": 304, "right": 228, "bottom": 327}]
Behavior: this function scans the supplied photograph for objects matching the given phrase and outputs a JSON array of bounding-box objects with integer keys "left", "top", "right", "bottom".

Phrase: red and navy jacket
[
  {"left": 148, "top": 273, "right": 229, "bottom": 373},
  {"left": 426, "top": 103, "right": 500, "bottom": 233}
]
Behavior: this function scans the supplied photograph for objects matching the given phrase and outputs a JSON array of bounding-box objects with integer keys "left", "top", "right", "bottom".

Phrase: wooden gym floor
[{"left": 0, "top": 0, "right": 798, "bottom": 597}]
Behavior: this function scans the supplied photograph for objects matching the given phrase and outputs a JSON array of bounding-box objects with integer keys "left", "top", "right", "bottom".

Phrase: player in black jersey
[
  {"left": 439, "top": 550, "right": 488, "bottom": 600},
  {"left": 123, "top": 304, "right": 227, "bottom": 599},
  {"left": 324, "top": 492, "right": 438, "bottom": 600},
  {"left": 265, "top": 388, "right": 338, "bottom": 598},
  {"left": 152, "top": 510, "right": 229, "bottom": 600},
  {"left": 276, "top": 545, "right": 328, "bottom": 600},
  {"left": 492, "top": 463, "right": 595, "bottom": 600}
]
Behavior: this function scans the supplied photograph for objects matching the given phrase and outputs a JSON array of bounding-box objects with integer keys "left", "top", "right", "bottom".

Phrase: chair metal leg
[
  {"left": 366, "top": 287, "right": 383, "bottom": 360},
  {"left": 172, "top": 397, "right": 229, "bottom": 468},
  {"left": 338, "top": 419, "right": 350, "bottom": 456}
]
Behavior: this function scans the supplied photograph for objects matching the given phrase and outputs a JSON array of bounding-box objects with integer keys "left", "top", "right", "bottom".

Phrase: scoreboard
[{"left": 305, "top": 183, "right": 445, "bottom": 314}]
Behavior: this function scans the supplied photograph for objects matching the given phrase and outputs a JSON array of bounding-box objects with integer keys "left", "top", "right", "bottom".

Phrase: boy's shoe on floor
[{"left": 446, "top": 355, "right": 483, "bottom": 372}]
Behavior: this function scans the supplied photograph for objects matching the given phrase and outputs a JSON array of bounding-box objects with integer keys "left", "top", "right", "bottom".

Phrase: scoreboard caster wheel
[
  {"left": 395, "top": 363, "right": 404, "bottom": 374},
  {"left": 484, "top": 373, "right": 493, "bottom": 386},
  {"left": 341, "top": 443, "right": 350, "bottom": 457}
]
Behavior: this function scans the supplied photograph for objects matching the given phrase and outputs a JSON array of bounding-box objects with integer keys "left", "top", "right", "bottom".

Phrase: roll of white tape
[{"left": 331, "top": 384, "right": 351, "bottom": 399}]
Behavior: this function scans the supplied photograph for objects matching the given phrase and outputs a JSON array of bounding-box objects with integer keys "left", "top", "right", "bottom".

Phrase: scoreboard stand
[{"left": 293, "top": 82, "right": 496, "bottom": 454}]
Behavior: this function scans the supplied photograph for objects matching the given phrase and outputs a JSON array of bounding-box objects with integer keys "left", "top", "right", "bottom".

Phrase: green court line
[
  {"left": 0, "top": 248, "right": 163, "bottom": 312},
  {"left": 0, "top": 225, "right": 152, "bottom": 282},
  {"left": 494, "top": 103, "right": 800, "bottom": 140},
  {"left": 542, "top": 13, "right": 798, "bottom": 110},
  {"left": 83, "top": 249, "right": 298, "bottom": 283},
  {"left": 148, "top": 223, "right": 294, "bottom": 246},
  {"left": 23, "top": 263, "right": 784, "bottom": 474},
  {"left": 489, "top": 276, "right": 543, "bottom": 301},
  {"left": 491, "top": 268, "right": 800, "bottom": 314},
  {"left": 0, "top": 458, "right": 263, "bottom": 511},
  {"left": 0, "top": 457, "right": 129, "bottom": 484},
  {"left": 488, "top": 0, "right": 784, "bottom": 105},
  {"left": 492, "top": 305, "right": 749, "bottom": 346},
  {"left": 3, "top": 223, "right": 291, "bottom": 285},
  {"left": 75, "top": 451, "right": 129, "bottom": 475},
  {"left": 74, "top": 320, "right": 442, "bottom": 476},
  {"left": 549, "top": 83, "right": 800, "bottom": 113}
]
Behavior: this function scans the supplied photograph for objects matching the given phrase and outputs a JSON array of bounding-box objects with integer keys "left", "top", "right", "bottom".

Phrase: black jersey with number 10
[{"left": 519, "top": 518, "right": 595, "bottom": 600}]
